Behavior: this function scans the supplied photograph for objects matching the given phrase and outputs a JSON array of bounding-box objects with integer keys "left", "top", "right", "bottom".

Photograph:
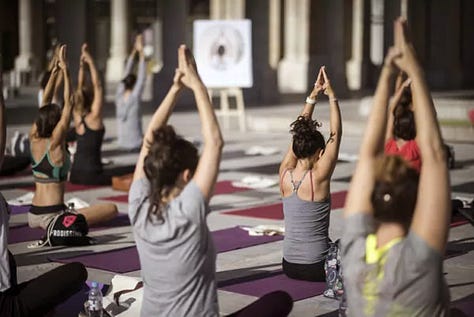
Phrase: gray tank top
[{"left": 282, "top": 170, "right": 330, "bottom": 264}]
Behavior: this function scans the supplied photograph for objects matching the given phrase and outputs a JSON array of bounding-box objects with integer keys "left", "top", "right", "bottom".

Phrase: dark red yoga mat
[
  {"left": 224, "top": 190, "right": 348, "bottom": 220},
  {"left": 23, "top": 182, "right": 106, "bottom": 193},
  {"left": 48, "top": 226, "right": 283, "bottom": 273},
  {"left": 219, "top": 270, "right": 326, "bottom": 301},
  {"left": 99, "top": 180, "right": 251, "bottom": 203}
]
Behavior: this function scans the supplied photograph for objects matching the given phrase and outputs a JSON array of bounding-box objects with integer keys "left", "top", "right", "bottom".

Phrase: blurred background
[{"left": 0, "top": 0, "right": 473, "bottom": 108}]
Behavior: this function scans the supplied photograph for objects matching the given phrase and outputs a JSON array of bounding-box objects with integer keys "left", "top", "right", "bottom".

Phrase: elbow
[{"left": 214, "top": 134, "right": 224, "bottom": 151}]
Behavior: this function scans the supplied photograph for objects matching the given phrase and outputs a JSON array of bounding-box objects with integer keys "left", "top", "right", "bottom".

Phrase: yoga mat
[
  {"left": 100, "top": 194, "right": 128, "bottom": 203},
  {"left": 99, "top": 180, "right": 251, "bottom": 203},
  {"left": 49, "top": 226, "right": 283, "bottom": 273},
  {"left": 23, "top": 182, "right": 106, "bottom": 193},
  {"left": 8, "top": 214, "right": 131, "bottom": 244},
  {"left": 450, "top": 214, "right": 469, "bottom": 228},
  {"left": 9, "top": 204, "right": 31, "bottom": 215},
  {"left": 8, "top": 225, "right": 44, "bottom": 243},
  {"left": 224, "top": 191, "right": 347, "bottom": 220},
  {"left": 219, "top": 271, "right": 326, "bottom": 301}
]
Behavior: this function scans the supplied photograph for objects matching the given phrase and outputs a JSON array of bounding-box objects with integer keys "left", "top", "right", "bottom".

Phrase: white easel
[{"left": 208, "top": 87, "right": 246, "bottom": 132}]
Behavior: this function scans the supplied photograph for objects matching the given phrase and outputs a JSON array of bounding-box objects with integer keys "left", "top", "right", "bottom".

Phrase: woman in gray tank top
[
  {"left": 129, "top": 45, "right": 293, "bottom": 317},
  {"left": 342, "top": 18, "right": 450, "bottom": 316},
  {"left": 279, "top": 66, "right": 342, "bottom": 282}
]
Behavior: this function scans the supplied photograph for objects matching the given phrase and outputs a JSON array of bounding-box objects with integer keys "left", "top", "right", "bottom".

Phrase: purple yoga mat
[
  {"left": 8, "top": 214, "right": 131, "bottom": 244},
  {"left": 9, "top": 204, "right": 31, "bottom": 215},
  {"left": 219, "top": 271, "right": 326, "bottom": 301},
  {"left": 8, "top": 224, "right": 44, "bottom": 243},
  {"left": 49, "top": 227, "right": 283, "bottom": 273}
]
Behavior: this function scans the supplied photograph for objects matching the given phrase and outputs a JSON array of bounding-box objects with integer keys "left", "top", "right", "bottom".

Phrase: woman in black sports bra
[{"left": 29, "top": 45, "right": 117, "bottom": 230}]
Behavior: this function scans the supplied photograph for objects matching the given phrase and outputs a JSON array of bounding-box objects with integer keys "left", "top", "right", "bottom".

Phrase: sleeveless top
[
  {"left": 282, "top": 169, "right": 330, "bottom": 264},
  {"left": 71, "top": 115, "right": 105, "bottom": 174},
  {"left": 385, "top": 138, "right": 421, "bottom": 173},
  {"left": 31, "top": 139, "right": 71, "bottom": 183}
]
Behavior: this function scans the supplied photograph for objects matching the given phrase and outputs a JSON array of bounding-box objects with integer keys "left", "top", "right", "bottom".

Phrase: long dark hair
[
  {"left": 371, "top": 155, "right": 419, "bottom": 226},
  {"left": 35, "top": 104, "right": 62, "bottom": 138},
  {"left": 143, "top": 125, "right": 199, "bottom": 221},
  {"left": 76, "top": 85, "right": 94, "bottom": 115},
  {"left": 393, "top": 88, "right": 416, "bottom": 140},
  {"left": 290, "top": 116, "right": 326, "bottom": 159}
]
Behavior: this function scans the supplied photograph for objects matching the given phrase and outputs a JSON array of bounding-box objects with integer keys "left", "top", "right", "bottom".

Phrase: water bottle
[{"left": 86, "top": 281, "right": 103, "bottom": 317}]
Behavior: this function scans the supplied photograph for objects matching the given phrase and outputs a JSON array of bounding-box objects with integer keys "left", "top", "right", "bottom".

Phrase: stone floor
[{"left": 2, "top": 96, "right": 474, "bottom": 316}]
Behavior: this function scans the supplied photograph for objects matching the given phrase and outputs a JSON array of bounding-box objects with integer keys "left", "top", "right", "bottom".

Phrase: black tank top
[{"left": 71, "top": 116, "right": 105, "bottom": 173}]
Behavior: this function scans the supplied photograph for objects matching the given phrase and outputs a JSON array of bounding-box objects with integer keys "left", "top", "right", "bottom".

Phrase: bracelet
[
  {"left": 305, "top": 96, "right": 317, "bottom": 105},
  {"left": 330, "top": 97, "right": 338, "bottom": 102}
]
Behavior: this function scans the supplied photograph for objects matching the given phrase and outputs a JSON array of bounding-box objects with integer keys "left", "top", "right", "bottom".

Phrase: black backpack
[{"left": 29, "top": 212, "right": 94, "bottom": 248}]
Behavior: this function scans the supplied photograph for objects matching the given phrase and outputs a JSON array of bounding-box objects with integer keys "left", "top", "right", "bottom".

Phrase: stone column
[
  {"left": 278, "top": 0, "right": 310, "bottom": 93},
  {"left": 106, "top": 0, "right": 128, "bottom": 84},
  {"left": 346, "top": 0, "right": 365, "bottom": 90},
  {"left": 268, "top": 0, "right": 281, "bottom": 70},
  {"left": 210, "top": 0, "right": 245, "bottom": 19},
  {"left": 14, "top": 0, "right": 36, "bottom": 83},
  {"left": 370, "top": 0, "right": 384, "bottom": 66},
  {"left": 400, "top": 0, "right": 408, "bottom": 19}
]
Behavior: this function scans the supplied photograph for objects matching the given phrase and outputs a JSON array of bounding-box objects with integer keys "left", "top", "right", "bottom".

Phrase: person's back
[
  {"left": 115, "top": 35, "right": 146, "bottom": 151},
  {"left": 282, "top": 190, "right": 330, "bottom": 264},
  {"left": 115, "top": 92, "right": 143, "bottom": 150},
  {"left": 279, "top": 66, "right": 342, "bottom": 282},
  {"left": 342, "top": 18, "right": 450, "bottom": 317},
  {"left": 129, "top": 178, "right": 218, "bottom": 316}
]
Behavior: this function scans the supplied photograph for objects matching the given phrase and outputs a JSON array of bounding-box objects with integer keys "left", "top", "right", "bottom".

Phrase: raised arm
[
  {"left": 42, "top": 64, "right": 60, "bottom": 107},
  {"left": 131, "top": 35, "right": 146, "bottom": 98},
  {"left": 180, "top": 45, "right": 223, "bottom": 202},
  {"left": 82, "top": 44, "right": 103, "bottom": 118},
  {"left": 279, "top": 69, "right": 324, "bottom": 175},
  {"left": 133, "top": 69, "right": 183, "bottom": 181},
  {"left": 0, "top": 70, "right": 5, "bottom": 168},
  {"left": 116, "top": 42, "right": 137, "bottom": 98},
  {"left": 393, "top": 19, "right": 450, "bottom": 253},
  {"left": 313, "top": 66, "right": 342, "bottom": 180},
  {"left": 50, "top": 45, "right": 74, "bottom": 149},
  {"left": 344, "top": 49, "right": 399, "bottom": 218}
]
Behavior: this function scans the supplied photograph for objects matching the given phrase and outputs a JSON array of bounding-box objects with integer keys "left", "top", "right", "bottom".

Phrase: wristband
[
  {"left": 329, "top": 97, "right": 338, "bottom": 103},
  {"left": 305, "top": 96, "right": 317, "bottom": 105}
]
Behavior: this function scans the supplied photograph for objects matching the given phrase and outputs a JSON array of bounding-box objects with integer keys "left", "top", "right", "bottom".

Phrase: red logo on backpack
[{"left": 62, "top": 215, "right": 77, "bottom": 228}]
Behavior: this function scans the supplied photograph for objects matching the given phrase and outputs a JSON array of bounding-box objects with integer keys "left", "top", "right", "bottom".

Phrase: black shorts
[{"left": 282, "top": 257, "right": 326, "bottom": 282}]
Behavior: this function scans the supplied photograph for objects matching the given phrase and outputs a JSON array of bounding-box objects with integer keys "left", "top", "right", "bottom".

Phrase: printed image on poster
[{"left": 193, "top": 20, "right": 253, "bottom": 88}]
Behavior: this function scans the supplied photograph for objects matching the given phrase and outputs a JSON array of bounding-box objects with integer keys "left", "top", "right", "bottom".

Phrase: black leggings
[
  {"left": 282, "top": 257, "right": 326, "bottom": 282},
  {"left": 69, "top": 165, "right": 136, "bottom": 186},
  {"left": 226, "top": 290, "right": 293, "bottom": 317},
  {"left": 0, "top": 261, "right": 87, "bottom": 317}
]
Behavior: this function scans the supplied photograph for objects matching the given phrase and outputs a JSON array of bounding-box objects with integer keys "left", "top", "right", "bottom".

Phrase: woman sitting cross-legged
[
  {"left": 0, "top": 66, "right": 87, "bottom": 317},
  {"left": 28, "top": 45, "right": 117, "bottom": 235},
  {"left": 279, "top": 66, "right": 342, "bottom": 282},
  {"left": 341, "top": 17, "right": 450, "bottom": 316},
  {"left": 129, "top": 44, "right": 293, "bottom": 317}
]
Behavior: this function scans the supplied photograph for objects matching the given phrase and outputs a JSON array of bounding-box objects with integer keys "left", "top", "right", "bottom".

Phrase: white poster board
[{"left": 193, "top": 19, "right": 253, "bottom": 88}]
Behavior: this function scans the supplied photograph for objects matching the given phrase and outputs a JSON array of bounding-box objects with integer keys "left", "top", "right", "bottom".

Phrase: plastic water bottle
[{"left": 86, "top": 281, "right": 103, "bottom": 317}]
